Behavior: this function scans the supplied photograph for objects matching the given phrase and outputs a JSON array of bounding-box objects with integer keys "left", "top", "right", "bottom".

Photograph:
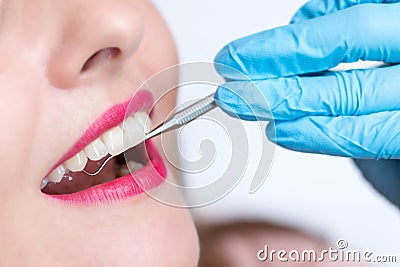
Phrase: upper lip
[{"left": 49, "top": 89, "right": 154, "bottom": 173}]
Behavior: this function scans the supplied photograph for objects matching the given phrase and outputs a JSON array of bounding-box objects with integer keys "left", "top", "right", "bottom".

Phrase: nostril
[{"left": 81, "top": 47, "right": 121, "bottom": 73}]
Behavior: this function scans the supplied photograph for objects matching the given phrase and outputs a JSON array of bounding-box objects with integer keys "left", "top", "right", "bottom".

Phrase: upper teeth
[{"left": 46, "top": 111, "right": 151, "bottom": 183}]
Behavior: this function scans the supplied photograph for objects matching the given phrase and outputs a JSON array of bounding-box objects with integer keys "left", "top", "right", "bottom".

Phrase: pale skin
[{"left": 0, "top": 0, "right": 199, "bottom": 266}]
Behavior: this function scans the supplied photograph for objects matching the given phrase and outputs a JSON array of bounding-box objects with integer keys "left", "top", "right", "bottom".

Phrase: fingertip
[
  {"left": 214, "top": 45, "right": 228, "bottom": 66},
  {"left": 214, "top": 43, "right": 229, "bottom": 62},
  {"left": 214, "top": 44, "right": 245, "bottom": 80},
  {"left": 215, "top": 83, "right": 258, "bottom": 121},
  {"left": 216, "top": 81, "right": 278, "bottom": 121},
  {"left": 214, "top": 83, "right": 237, "bottom": 106}
]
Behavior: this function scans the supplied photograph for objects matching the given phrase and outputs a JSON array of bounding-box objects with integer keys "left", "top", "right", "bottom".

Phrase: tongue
[{"left": 44, "top": 157, "right": 117, "bottom": 195}]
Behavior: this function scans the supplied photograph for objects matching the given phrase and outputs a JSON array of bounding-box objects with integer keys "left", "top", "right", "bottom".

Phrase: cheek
[
  {"left": 0, "top": 75, "right": 42, "bottom": 188},
  {"left": 133, "top": 1, "right": 178, "bottom": 87}
]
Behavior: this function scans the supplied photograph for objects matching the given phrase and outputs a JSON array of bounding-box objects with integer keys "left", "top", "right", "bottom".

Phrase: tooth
[
  {"left": 84, "top": 138, "right": 108, "bottom": 161},
  {"left": 65, "top": 151, "right": 88, "bottom": 172},
  {"left": 48, "top": 164, "right": 67, "bottom": 183},
  {"left": 122, "top": 116, "right": 145, "bottom": 149},
  {"left": 41, "top": 178, "right": 49, "bottom": 190},
  {"left": 127, "top": 160, "right": 144, "bottom": 171},
  {"left": 134, "top": 112, "right": 152, "bottom": 132},
  {"left": 101, "top": 126, "right": 124, "bottom": 156}
]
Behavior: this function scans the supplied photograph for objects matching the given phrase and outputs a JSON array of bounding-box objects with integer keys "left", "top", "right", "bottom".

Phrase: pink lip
[
  {"left": 52, "top": 90, "right": 154, "bottom": 168},
  {"left": 48, "top": 140, "right": 166, "bottom": 204},
  {"left": 44, "top": 89, "right": 168, "bottom": 205}
]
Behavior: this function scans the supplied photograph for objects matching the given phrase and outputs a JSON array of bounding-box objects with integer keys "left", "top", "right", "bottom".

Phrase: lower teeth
[
  {"left": 42, "top": 139, "right": 148, "bottom": 194},
  {"left": 41, "top": 159, "right": 145, "bottom": 193}
]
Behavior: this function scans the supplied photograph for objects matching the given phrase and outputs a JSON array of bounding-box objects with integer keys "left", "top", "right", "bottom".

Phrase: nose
[{"left": 47, "top": 3, "right": 144, "bottom": 88}]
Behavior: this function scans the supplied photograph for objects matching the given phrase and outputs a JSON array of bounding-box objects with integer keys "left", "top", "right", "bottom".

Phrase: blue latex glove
[{"left": 214, "top": 0, "right": 400, "bottom": 207}]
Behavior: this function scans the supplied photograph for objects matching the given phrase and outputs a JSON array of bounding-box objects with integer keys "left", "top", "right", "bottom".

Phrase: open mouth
[
  {"left": 42, "top": 112, "right": 151, "bottom": 195},
  {"left": 41, "top": 90, "right": 167, "bottom": 204}
]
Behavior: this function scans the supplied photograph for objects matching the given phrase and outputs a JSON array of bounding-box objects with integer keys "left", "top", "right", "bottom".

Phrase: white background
[{"left": 152, "top": 0, "right": 400, "bottom": 262}]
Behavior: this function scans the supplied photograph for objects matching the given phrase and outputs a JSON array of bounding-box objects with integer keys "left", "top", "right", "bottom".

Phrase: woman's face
[{"left": 0, "top": 0, "right": 198, "bottom": 265}]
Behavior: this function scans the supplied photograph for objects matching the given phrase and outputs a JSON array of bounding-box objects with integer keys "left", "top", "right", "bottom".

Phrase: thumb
[{"left": 266, "top": 111, "right": 400, "bottom": 159}]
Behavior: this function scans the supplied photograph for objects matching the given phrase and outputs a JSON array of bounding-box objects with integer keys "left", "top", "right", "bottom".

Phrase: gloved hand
[{"left": 214, "top": 0, "right": 400, "bottom": 207}]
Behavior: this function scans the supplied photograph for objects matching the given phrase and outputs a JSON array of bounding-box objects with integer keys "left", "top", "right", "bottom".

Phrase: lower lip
[{"left": 45, "top": 140, "right": 167, "bottom": 205}]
